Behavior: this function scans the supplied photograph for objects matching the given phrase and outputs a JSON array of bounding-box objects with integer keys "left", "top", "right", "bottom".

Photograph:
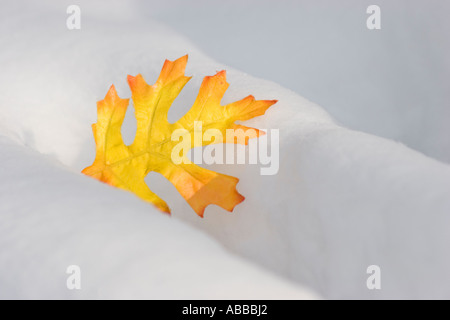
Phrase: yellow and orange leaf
[{"left": 82, "top": 55, "right": 276, "bottom": 217}]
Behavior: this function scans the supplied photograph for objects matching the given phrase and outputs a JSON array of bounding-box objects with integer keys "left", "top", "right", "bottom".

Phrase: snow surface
[
  {"left": 1, "top": 0, "right": 450, "bottom": 299},
  {"left": 148, "top": 0, "right": 450, "bottom": 164},
  {"left": 0, "top": 136, "right": 314, "bottom": 299}
]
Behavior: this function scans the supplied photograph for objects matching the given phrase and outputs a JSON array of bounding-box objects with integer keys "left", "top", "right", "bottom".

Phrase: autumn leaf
[{"left": 82, "top": 55, "right": 277, "bottom": 217}]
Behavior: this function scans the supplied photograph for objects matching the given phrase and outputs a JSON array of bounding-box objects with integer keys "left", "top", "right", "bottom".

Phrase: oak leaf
[{"left": 82, "top": 55, "right": 276, "bottom": 217}]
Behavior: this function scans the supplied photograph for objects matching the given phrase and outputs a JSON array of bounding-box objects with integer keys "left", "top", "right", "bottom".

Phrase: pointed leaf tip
[
  {"left": 106, "top": 84, "right": 117, "bottom": 98},
  {"left": 127, "top": 74, "right": 138, "bottom": 88},
  {"left": 216, "top": 70, "right": 226, "bottom": 77}
]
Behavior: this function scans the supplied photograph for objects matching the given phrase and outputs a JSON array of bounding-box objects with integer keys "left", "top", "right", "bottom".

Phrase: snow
[
  {"left": 0, "top": 136, "right": 314, "bottom": 299},
  {"left": 149, "top": 0, "right": 450, "bottom": 164},
  {"left": 1, "top": 0, "right": 450, "bottom": 299}
]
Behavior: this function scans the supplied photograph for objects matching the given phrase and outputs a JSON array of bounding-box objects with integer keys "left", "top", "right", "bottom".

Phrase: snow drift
[{"left": 1, "top": 1, "right": 450, "bottom": 299}]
